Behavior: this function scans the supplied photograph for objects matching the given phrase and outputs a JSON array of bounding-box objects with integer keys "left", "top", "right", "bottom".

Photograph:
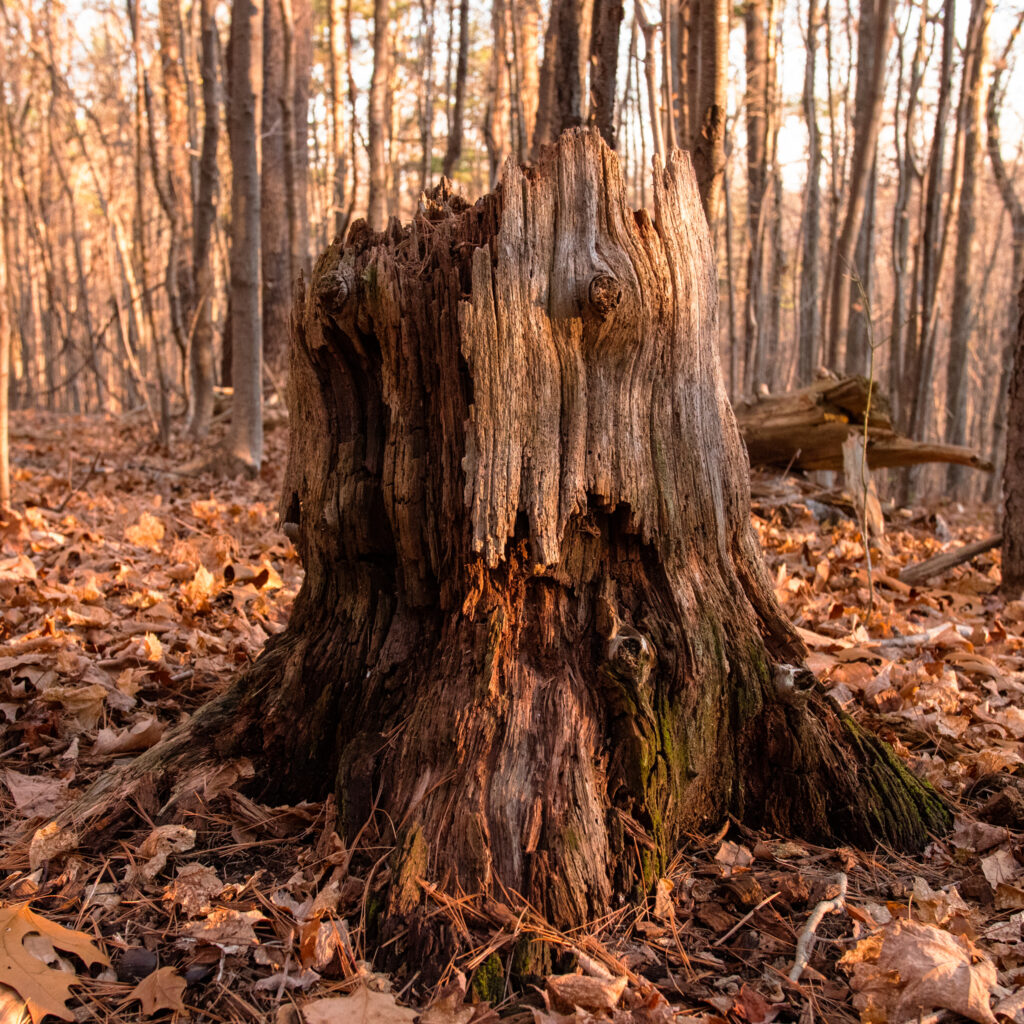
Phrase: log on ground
[{"left": 735, "top": 377, "right": 994, "bottom": 473}]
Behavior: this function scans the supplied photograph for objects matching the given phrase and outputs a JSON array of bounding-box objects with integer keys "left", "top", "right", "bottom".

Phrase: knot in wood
[{"left": 587, "top": 274, "right": 622, "bottom": 319}]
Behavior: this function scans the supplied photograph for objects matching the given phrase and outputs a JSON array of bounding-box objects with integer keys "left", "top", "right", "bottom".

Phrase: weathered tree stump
[{"left": 69, "top": 129, "right": 948, "bottom": 949}]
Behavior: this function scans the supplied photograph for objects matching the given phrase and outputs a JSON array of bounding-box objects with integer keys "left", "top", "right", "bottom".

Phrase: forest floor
[{"left": 1, "top": 409, "right": 1023, "bottom": 1024}]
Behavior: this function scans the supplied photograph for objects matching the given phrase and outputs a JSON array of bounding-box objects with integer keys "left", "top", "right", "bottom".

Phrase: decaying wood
[
  {"left": 899, "top": 534, "right": 1003, "bottom": 586},
  {"left": 63, "top": 130, "right": 949, "bottom": 961},
  {"left": 735, "top": 376, "right": 994, "bottom": 472}
]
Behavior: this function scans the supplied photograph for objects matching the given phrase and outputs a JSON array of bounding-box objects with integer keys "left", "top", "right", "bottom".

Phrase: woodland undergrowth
[{"left": 2, "top": 410, "right": 1024, "bottom": 1024}]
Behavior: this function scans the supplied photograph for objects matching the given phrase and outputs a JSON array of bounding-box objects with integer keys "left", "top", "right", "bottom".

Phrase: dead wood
[
  {"left": 735, "top": 376, "right": 994, "bottom": 473},
  {"left": 898, "top": 534, "right": 1003, "bottom": 585}
]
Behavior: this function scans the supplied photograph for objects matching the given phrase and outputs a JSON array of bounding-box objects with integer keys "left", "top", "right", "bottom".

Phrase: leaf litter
[{"left": 2, "top": 416, "right": 1024, "bottom": 1022}]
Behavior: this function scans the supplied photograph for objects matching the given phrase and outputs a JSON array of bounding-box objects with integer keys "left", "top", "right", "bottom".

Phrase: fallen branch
[
  {"left": 735, "top": 377, "right": 993, "bottom": 473},
  {"left": 898, "top": 535, "right": 1003, "bottom": 586},
  {"left": 788, "top": 872, "right": 848, "bottom": 982}
]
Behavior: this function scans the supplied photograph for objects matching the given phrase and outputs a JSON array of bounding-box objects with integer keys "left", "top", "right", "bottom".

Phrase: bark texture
[
  {"left": 1004, "top": 276, "right": 1024, "bottom": 597},
  {"left": 72, "top": 131, "right": 948, "bottom": 946}
]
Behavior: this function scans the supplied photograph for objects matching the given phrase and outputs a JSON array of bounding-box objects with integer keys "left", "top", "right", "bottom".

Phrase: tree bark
[
  {"left": 368, "top": 0, "right": 390, "bottom": 229},
  {"left": 71, "top": 131, "right": 949, "bottom": 956},
  {"left": 189, "top": 0, "right": 218, "bottom": 438},
  {"left": 1004, "top": 275, "right": 1024, "bottom": 596},
  {"left": 946, "top": 0, "right": 992, "bottom": 493},
  {"left": 588, "top": 0, "right": 624, "bottom": 146},
  {"left": 797, "top": 0, "right": 822, "bottom": 386},
  {"left": 688, "top": 0, "right": 727, "bottom": 230},
  {"left": 825, "top": 0, "right": 892, "bottom": 367},
  {"left": 441, "top": 0, "right": 468, "bottom": 179},
  {"left": 227, "top": 0, "right": 264, "bottom": 471}
]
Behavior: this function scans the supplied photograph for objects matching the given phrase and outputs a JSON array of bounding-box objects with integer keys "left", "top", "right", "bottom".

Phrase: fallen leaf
[
  {"left": 546, "top": 973, "right": 628, "bottom": 1013},
  {"left": 163, "top": 863, "right": 223, "bottom": 918},
  {"left": 28, "top": 822, "right": 78, "bottom": 872},
  {"left": 125, "top": 512, "right": 165, "bottom": 551},
  {"left": 181, "top": 907, "right": 265, "bottom": 951},
  {"left": 0, "top": 903, "right": 109, "bottom": 1024},
  {"left": 714, "top": 841, "right": 754, "bottom": 874},
  {"left": 983, "top": 849, "right": 1021, "bottom": 888},
  {"left": 91, "top": 716, "right": 164, "bottom": 756},
  {"left": 301, "top": 985, "right": 420, "bottom": 1024},
  {"left": 134, "top": 825, "right": 196, "bottom": 882},
  {"left": 841, "top": 918, "right": 997, "bottom": 1024},
  {"left": 128, "top": 965, "right": 187, "bottom": 1014},
  {"left": 3, "top": 770, "right": 69, "bottom": 819}
]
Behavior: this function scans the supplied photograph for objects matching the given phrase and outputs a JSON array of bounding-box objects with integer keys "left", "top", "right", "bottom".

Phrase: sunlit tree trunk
[
  {"left": 1003, "top": 274, "right": 1024, "bottom": 596},
  {"left": 825, "top": 0, "right": 892, "bottom": 368},
  {"left": 227, "top": 0, "right": 264, "bottom": 471},
  {"left": 588, "top": 0, "right": 624, "bottom": 146},
  {"left": 946, "top": 0, "right": 992, "bottom": 492},
  {"left": 797, "top": 0, "right": 822, "bottom": 384},
  {"left": 368, "top": 0, "right": 390, "bottom": 228},
  {"left": 441, "top": 0, "right": 468, "bottom": 178},
  {"left": 190, "top": 0, "right": 219, "bottom": 437}
]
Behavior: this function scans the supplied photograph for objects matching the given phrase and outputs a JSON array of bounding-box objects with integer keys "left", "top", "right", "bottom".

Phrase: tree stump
[{"left": 73, "top": 129, "right": 948, "bottom": 947}]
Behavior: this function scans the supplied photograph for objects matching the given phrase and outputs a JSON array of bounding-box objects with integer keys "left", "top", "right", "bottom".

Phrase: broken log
[
  {"left": 898, "top": 535, "right": 1003, "bottom": 586},
  {"left": 735, "top": 377, "right": 994, "bottom": 473}
]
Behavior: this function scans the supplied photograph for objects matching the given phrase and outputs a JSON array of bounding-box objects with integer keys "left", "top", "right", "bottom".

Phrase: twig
[
  {"left": 788, "top": 872, "right": 848, "bottom": 982},
  {"left": 712, "top": 891, "right": 780, "bottom": 947}
]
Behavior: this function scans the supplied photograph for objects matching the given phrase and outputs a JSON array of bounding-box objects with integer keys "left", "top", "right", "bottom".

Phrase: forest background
[{"left": 0, "top": 0, "right": 1021, "bottom": 492}]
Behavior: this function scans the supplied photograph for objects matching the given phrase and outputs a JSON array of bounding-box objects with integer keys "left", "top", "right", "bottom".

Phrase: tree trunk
[
  {"left": 945, "top": 0, "right": 992, "bottom": 494},
  {"left": 227, "top": 0, "right": 264, "bottom": 471},
  {"left": 368, "top": 0, "right": 390, "bottom": 228},
  {"left": 588, "top": 0, "right": 624, "bottom": 146},
  {"left": 797, "top": 0, "right": 822, "bottom": 386},
  {"left": 1004, "top": 274, "right": 1024, "bottom": 596},
  {"left": 441, "top": 0, "right": 468, "bottom": 179},
  {"left": 262, "top": 0, "right": 291, "bottom": 371},
  {"left": 688, "top": 0, "right": 727, "bottom": 229},
  {"left": 825, "top": 0, "right": 892, "bottom": 367},
  {"left": 189, "top": 0, "right": 218, "bottom": 438},
  {"left": 75, "top": 131, "right": 949, "bottom": 956}
]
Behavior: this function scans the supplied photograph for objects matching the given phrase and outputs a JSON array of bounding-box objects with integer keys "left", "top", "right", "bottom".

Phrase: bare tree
[
  {"left": 1003, "top": 274, "right": 1024, "bottom": 595},
  {"left": 825, "top": 0, "right": 893, "bottom": 367},
  {"left": 797, "top": 0, "right": 822, "bottom": 383},
  {"left": 589, "top": 0, "right": 625, "bottom": 145},
  {"left": 190, "top": 0, "right": 218, "bottom": 437},
  {"left": 368, "top": 0, "right": 390, "bottom": 228},
  {"left": 441, "top": 0, "right": 468, "bottom": 178},
  {"left": 227, "top": 0, "right": 264, "bottom": 472}
]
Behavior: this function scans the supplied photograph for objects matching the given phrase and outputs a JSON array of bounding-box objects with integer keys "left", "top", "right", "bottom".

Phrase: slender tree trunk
[
  {"left": 797, "top": 0, "right": 822, "bottom": 384},
  {"left": 589, "top": 0, "right": 625, "bottom": 146},
  {"left": 945, "top": 0, "right": 992, "bottom": 492},
  {"left": 825, "top": 0, "right": 892, "bottom": 367},
  {"left": 261, "top": 0, "right": 291, "bottom": 370},
  {"left": 844, "top": 156, "right": 876, "bottom": 375},
  {"left": 0, "top": 102, "right": 9, "bottom": 511},
  {"left": 227, "top": 0, "right": 264, "bottom": 472},
  {"left": 368, "top": 0, "right": 391, "bottom": 228},
  {"left": 328, "top": 0, "right": 347, "bottom": 236},
  {"left": 73, "top": 133, "right": 949, "bottom": 962},
  {"left": 511, "top": 0, "right": 541, "bottom": 158},
  {"left": 889, "top": 5, "right": 925, "bottom": 428},
  {"left": 190, "top": 0, "right": 219, "bottom": 437},
  {"left": 744, "top": 0, "right": 768, "bottom": 392},
  {"left": 534, "top": 0, "right": 587, "bottom": 153},
  {"left": 637, "top": 8, "right": 665, "bottom": 160},
  {"left": 419, "top": 0, "right": 436, "bottom": 192},
  {"left": 985, "top": 13, "right": 1024, "bottom": 500},
  {"left": 442, "top": 0, "right": 469, "bottom": 178},
  {"left": 689, "top": 0, "right": 728, "bottom": 231},
  {"left": 907, "top": 0, "right": 954, "bottom": 443},
  {"left": 1003, "top": 274, "right": 1024, "bottom": 595},
  {"left": 485, "top": 0, "right": 512, "bottom": 185},
  {"left": 290, "top": 0, "right": 312, "bottom": 277}
]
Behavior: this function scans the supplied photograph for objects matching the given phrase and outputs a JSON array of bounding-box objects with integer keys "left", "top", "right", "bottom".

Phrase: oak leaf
[
  {"left": 301, "top": 985, "right": 419, "bottom": 1024},
  {"left": 0, "top": 903, "right": 109, "bottom": 1024},
  {"left": 128, "top": 965, "right": 187, "bottom": 1015},
  {"left": 841, "top": 918, "right": 997, "bottom": 1024}
]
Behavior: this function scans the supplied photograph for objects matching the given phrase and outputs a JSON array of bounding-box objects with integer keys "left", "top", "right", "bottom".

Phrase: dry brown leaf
[
  {"left": 180, "top": 907, "right": 265, "bottom": 951},
  {"left": 0, "top": 903, "right": 109, "bottom": 1024},
  {"left": 2, "top": 770, "right": 69, "bottom": 819},
  {"left": 91, "top": 716, "right": 164, "bottom": 756},
  {"left": 134, "top": 825, "right": 196, "bottom": 882},
  {"left": 125, "top": 512, "right": 165, "bottom": 550},
  {"left": 546, "top": 973, "right": 628, "bottom": 1013},
  {"left": 163, "top": 863, "right": 223, "bottom": 918},
  {"left": 840, "top": 918, "right": 997, "bottom": 1024},
  {"left": 28, "top": 822, "right": 78, "bottom": 872},
  {"left": 128, "top": 965, "right": 187, "bottom": 1015},
  {"left": 301, "top": 985, "right": 420, "bottom": 1024}
]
